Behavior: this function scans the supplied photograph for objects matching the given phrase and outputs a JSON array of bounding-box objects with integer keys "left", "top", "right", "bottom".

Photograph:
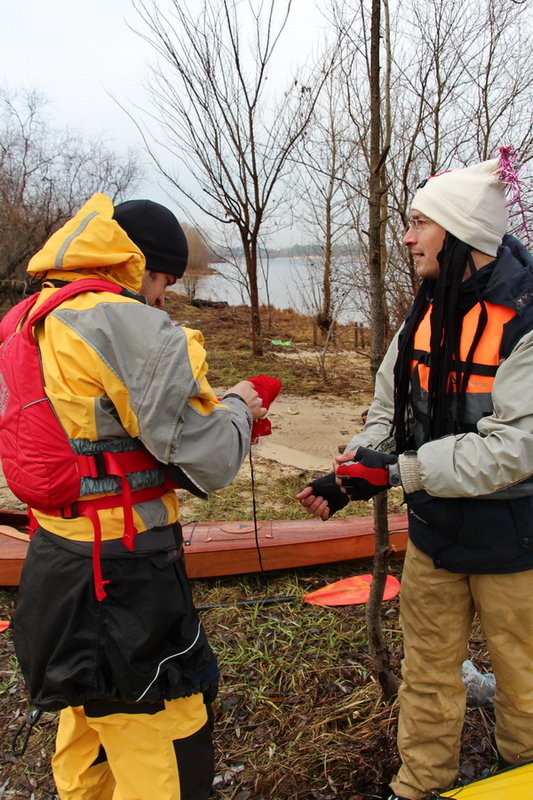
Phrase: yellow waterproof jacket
[{"left": 25, "top": 194, "right": 252, "bottom": 542}]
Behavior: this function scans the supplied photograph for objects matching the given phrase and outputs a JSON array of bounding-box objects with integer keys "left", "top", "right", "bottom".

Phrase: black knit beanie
[{"left": 113, "top": 199, "right": 188, "bottom": 278}]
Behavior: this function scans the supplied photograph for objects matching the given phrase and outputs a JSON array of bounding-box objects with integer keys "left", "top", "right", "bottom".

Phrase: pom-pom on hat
[
  {"left": 113, "top": 199, "right": 188, "bottom": 278},
  {"left": 411, "top": 157, "right": 508, "bottom": 257}
]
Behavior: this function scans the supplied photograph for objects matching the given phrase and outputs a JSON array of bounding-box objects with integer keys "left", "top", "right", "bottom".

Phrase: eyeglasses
[{"left": 407, "top": 216, "right": 432, "bottom": 231}]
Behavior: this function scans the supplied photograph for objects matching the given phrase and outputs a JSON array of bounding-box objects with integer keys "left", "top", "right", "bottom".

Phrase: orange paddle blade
[
  {"left": 0, "top": 620, "right": 10, "bottom": 633},
  {"left": 303, "top": 574, "right": 400, "bottom": 607}
]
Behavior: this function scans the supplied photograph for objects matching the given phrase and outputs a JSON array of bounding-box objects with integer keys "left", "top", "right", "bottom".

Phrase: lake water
[{"left": 172, "top": 257, "right": 363, "bottom": 323}]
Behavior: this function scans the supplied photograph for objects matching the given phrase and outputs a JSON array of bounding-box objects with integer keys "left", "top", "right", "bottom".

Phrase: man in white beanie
[{"left": 297, "top": 153, "right": 533, "bottom": 799}]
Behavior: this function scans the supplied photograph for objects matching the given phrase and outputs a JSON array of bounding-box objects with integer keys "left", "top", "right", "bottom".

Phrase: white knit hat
[{"left": 411, "top": 157, "right": 508, "bottom": 257}]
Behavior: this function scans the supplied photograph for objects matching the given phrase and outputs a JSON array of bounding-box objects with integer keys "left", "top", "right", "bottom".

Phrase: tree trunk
[
  {"left": 318, "top": 201, "right": 333, "bottom": 338},
  {"left": 366, "top": 491, "right": 399, "bottom": 700},
  {"left": 243, "top": 242, "right": 263, "bottom": 357},
  {"left": 366, "top": 0, "right": 399, "bottom": 700}
]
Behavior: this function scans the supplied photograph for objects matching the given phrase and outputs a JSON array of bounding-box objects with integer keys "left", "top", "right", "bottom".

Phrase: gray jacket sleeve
[
  {"left": 166, "top": 395, "right": 252, "bottom": 494},
  {"left": 131, "top": 312, "right": 253, "bottom": 494},
  {"left": 55, "top": 300, "right": 252, "bottom": 494},
  {"left": 344, "top": 331, "right": 400, "bottom": 455}
]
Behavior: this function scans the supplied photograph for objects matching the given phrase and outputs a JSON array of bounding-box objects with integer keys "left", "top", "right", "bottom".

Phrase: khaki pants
[
  {"left": 390, "top": 542, "right": 533, "bottom": 800},
  {"left": 52, "top": 694, "right": 213, "bottom": 800}
]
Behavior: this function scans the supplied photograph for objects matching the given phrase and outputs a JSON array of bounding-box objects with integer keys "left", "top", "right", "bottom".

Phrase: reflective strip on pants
[{"left": 52, "top": 694, "right": 213, "bottom": 800}]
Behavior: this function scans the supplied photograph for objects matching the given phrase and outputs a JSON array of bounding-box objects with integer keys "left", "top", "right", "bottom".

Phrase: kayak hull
[{"left": 0, "top": 510, "right": 408, "bottom": 584}]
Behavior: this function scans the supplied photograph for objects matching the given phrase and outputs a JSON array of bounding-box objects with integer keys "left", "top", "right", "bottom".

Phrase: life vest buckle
[
  {"left": 93, "top": 452, "right": 107, "bottom": 478},
  {"left": 61, "top": 502, "right": 78, "bottom": 520}
]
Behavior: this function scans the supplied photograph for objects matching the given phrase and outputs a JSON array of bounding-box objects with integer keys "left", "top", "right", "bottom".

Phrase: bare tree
[
  {"left": 320, "top": 0, "right": 398, "bottom": 699},
  {"left": 364, "top": 0, "right": 400, "bottom": 702},
  {"left": 131, "top": 0, "right": 328, "bottom": 355},
  {"left": 292, "top": 69, "right": 357, "bottom": 341},
  {"left": 386, "top": 0, "right": 533, "bottom": 324},
  {"left": 0, "top": 89, "right": 142, "bottom": 282}
]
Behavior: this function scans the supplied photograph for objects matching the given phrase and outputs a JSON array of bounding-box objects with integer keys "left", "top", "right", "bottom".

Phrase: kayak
[
  {"left": 0, "top": 509, "right": 408, "bottom": 584},
  {"left": 442, "top": 763, "right": 533, "bottom": 799}
]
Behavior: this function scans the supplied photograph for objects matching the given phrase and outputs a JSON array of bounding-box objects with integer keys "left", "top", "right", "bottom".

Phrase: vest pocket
[
  {"left": 407, "top": 491, "right": 533, "bottom": 572},
  {"left": 407, "top": 490, "right": 463, "bottom": 534},
  {"left": 509, "top": 495, "right": 533, "bottom": 551},
  {"left": 456, "top": 496, "right": 533, "bottom": 562}
]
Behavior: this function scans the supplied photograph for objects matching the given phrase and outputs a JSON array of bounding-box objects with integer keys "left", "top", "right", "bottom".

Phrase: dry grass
[
  {"left": 0, "top": 569, "right": 496, "bottom": 800},
  {"left": 0, "top": 300, "right": 497, "bottom": 799},
  {"left": 166, "top": 295, "right": 373, "bottom": 397}
]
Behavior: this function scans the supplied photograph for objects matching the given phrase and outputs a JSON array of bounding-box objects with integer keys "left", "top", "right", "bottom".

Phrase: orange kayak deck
[
  {"left": 0, "top": 510, "right": 408, "bottom": 585},
  {"left": 182, "top": 514, "right": 407, "bottom": 578}
]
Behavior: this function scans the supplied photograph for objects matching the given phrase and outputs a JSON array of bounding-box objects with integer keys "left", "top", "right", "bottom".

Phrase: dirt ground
[
  {"left": 0, "top": 477, "right": 25, "bottom": 512},
  {"left": 252, "top": 392, "right": 368, "bottom": 471}
]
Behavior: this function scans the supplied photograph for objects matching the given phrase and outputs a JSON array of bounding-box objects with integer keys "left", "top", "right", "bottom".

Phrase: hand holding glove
[
  {"left": 221, "top": 375, "right": 281, "bottom": 442},
  {"left": 247, "top": 375, "right": 282, "bottom": 444},
  {"left": 296, "top": 472, "right": 349, "bottom": 520},
  {"left": 335, "top": 446, "right": 400, "bottom": 501}
]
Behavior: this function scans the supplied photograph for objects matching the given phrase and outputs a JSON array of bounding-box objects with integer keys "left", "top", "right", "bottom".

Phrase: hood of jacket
[
  {"left": 27, "top": 193, "right": 145, "bottom": 294},
  {"left": 481, "top": 233, "right": 533, "bottom": 313}
]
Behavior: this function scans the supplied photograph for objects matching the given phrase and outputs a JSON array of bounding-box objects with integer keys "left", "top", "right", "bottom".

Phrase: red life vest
[{"left": 0, "top": 279, "right": 176, "bottom": 600}]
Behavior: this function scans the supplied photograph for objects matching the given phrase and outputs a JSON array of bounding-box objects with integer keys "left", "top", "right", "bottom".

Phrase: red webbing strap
[
  {"left": 0, "top": 293, "right": 40, "bottom": 341},
  {"left": 27, "top": 509, "right": 39, "bottom": 538},
  {"left": 81, "top": 483, "right": 169, "bottom": 601},
  {"left": 103, "top": 450, "right": 159, "bottom": 474},
  {"left": 75, "top": 449, "right": 161, "bottom": 483},
  {"left": 39, "top": 484, "right": 169, "bottom": 519},
  {"left": 28, "top": 503, "right": 110, "bottom": 599},
  {"left": 83, "top": 505, "right": 110, "bottom": 602},
  {"left": 68, "top": 449, "right": 165, "bottom": 550},
  {"left": 23, "top": 279, "right": 122, "bottom": 341},
  {"left": 33, "top": 484, "right": 170, "bottom": 602},
  {"left": 103, "top": 452, "right": 137, "bottom": 551},
  {"left": 75, "top": 454, "right": 100, "bottom": 479}
]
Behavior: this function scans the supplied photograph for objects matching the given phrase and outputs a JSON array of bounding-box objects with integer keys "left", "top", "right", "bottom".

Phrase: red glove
[
  {"left": 336, "top": 447, "right": 400, "bottom": 500},
  {"left": 248, "top": 375, "right": 282, "bottom": 443}
]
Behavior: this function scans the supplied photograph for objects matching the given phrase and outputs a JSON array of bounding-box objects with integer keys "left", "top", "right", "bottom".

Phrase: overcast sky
[
  {"left": 1, "top": 0, "right": 326, "bottom": 236},
  {"left": 2, "top": 1, "right": 149, "bottom": 146}
]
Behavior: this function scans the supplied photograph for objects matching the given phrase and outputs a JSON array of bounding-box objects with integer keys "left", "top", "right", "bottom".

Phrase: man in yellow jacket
[{"left": 11, "top": 194, "right": 264, "bottom": 800}]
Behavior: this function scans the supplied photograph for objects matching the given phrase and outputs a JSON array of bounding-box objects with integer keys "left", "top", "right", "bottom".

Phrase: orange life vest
[{"left": 409, "top": 300, "right": 516, "bottom": 447}]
